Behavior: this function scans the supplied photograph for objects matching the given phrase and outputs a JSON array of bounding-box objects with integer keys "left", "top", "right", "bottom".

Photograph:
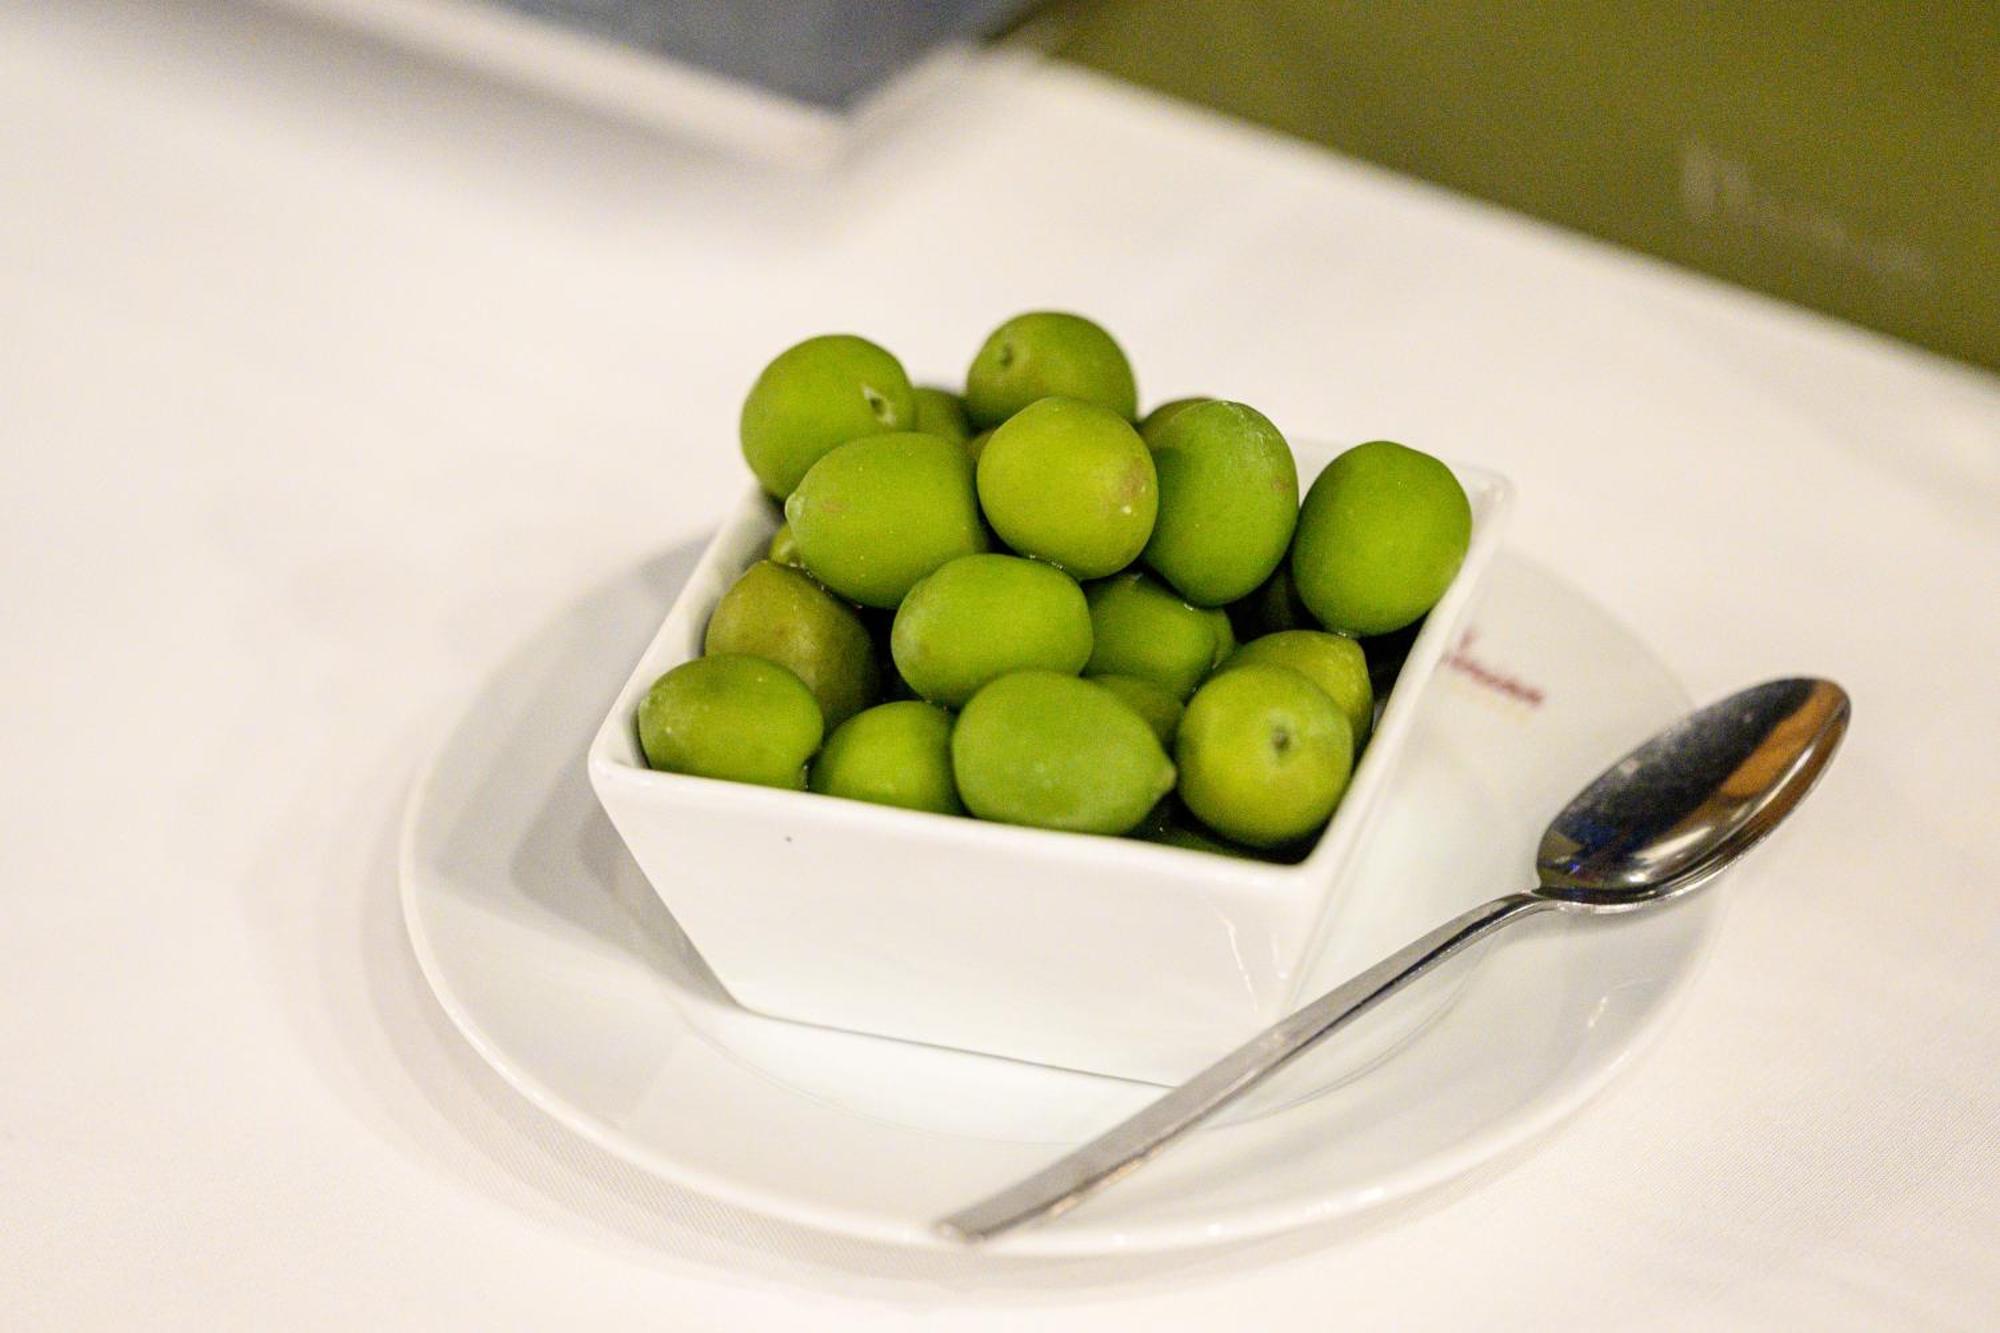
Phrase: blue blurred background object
[
  {"left": 509, "top": 0, "right": 1034, "bottom": 109},
  {"left": 273, "top": 0, "right": 1044, "bottom": 162}
]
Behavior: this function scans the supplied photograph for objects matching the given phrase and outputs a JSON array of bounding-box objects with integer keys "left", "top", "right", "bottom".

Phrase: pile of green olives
[{"left": 638, "top": 312, "right": 1472, "bottom": 856}]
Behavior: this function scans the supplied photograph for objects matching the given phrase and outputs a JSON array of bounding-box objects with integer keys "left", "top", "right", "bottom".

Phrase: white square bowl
[{"left": 589, "top": 452, "right": 1511, "bottom": 1084}]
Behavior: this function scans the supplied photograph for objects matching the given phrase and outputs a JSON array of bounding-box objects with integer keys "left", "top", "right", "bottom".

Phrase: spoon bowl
[{"left": 1535, "top": 677, "right": 1851, "bottom": 910}]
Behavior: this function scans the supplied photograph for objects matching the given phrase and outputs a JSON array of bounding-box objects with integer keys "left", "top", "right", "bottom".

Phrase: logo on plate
[{"left": 1444, "top": 628, "right": 1545, "bottom": 709}]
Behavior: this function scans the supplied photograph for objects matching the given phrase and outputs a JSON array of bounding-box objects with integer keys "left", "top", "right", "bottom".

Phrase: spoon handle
[{"left": 936, "top": 890, "right": 1554, "bottom": 1244}]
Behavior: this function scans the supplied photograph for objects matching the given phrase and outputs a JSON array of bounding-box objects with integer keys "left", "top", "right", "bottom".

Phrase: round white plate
[{"left": 400, "top": 549, "right": 1720, "bottom": 1255}]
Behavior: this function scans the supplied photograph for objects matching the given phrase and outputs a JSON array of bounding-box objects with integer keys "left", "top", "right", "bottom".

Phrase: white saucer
[{"left": 400, "top": 549, "right": 1720, "bottom": 1255}]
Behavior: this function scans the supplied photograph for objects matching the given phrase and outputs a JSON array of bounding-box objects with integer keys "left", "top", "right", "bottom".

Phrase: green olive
[
  {"left": 891, "top": 554, "right": 1092, "bottom": 707},
  {"left": 1088, "top": 674, "right": 1184, "bottom": 746},
  {"left": 704, "top": 560, "right": 879, "bottom": 728},
  {"left": 1177, "top": 663, "right": 1352, "bottom": 848},
  {"left": 810, "top": 700, "right": 962, "bottom": 815},
  {"left": 1228, "top": 563, "right": 1315, "bottom": 639},
  {"left": 912, "top": 386, "right": 973, "bottom": 444},
  {"left": 785, "top": 432, "right": 988, "bottom": 608},
  {"left": 977, "top": 398, "right": 1156, "bottom": 578},
  {"left": 1083, "top": 570, "right": 1232, "bottom": 699},
  {"left": 1292, "top": 441, "right": 1471, "bottom": 636},
  {"left": 951, "top": 671, "right": 1175, "bottom": 835},
  {"left": 1226, "top": 629, "right": 1373, "bottom": 748},
  {"left": 637, "top": 655, "right": 823, "bottom": 790},
  {"left": 766, "top": 522, "right": 804, "bottom": 569},
  {"left": 739, "top": 334, "right": 914, "bottom": 498},
  {"left": 964, "top": 311, "right": 1138, "bottom": 426},
  {"left": 1137, "top": 395, "right": 1210, "bottom": 448},
  {"left": 1142, "top": 400, "right": 1299, "bottom": 606}
]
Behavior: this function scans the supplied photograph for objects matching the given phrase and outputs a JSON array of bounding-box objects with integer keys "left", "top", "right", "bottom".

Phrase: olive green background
[{"left": 1052, "top": 1, "right": 1999, "bottom": 371}]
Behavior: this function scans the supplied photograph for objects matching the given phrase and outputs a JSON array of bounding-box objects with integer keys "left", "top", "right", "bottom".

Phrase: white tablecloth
[{"left": 6, "top": 3, "right": 1998, "bottom": 1327}]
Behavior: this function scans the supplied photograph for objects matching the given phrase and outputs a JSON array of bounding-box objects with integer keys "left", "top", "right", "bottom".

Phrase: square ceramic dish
[{"left": 589, "top": 452, "right": 1511, "bottom": 1084}]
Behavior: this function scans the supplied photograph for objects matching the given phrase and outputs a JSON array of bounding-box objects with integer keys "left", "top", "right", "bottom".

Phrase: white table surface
[{"left": 6, "top": 3, "right": 1999, "bottom": 1328}]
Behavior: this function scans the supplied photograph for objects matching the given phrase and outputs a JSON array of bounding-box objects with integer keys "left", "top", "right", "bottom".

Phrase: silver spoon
[{"left": 938, "top": 676, "right": 1850, "bottom": 1244}]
